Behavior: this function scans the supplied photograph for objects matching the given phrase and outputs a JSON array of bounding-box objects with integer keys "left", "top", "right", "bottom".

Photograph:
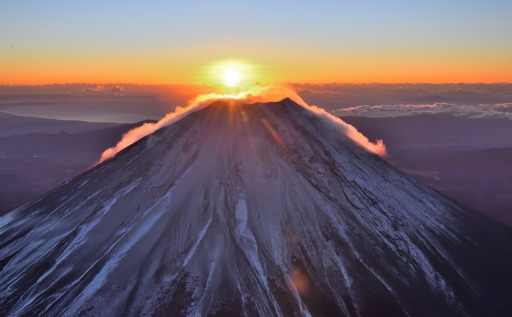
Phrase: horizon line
[{"left": 1, "top": 82, "right": 512, "bottom": 87}]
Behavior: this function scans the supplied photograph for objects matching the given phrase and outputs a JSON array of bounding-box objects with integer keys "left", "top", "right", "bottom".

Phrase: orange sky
[
  {"left": 2, "top": 2, "right": 512, "bottom": 85},
  {"left": 2, "top": 53, "right": 511, "bottom": 85}
]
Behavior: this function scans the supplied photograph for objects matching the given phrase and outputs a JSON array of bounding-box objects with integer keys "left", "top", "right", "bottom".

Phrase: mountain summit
[{"left": 1, "top": 98, "right": 511, "bottom": 316}]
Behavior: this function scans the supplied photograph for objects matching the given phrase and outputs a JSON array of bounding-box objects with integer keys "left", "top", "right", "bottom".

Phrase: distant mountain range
[{"left": 0, "top": 112, "right": 155, "bottom": 214}]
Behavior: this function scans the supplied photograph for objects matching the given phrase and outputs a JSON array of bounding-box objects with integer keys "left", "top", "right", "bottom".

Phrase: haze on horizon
[{"left": 2, "top": 0, "right": 512, "bottom": 85}]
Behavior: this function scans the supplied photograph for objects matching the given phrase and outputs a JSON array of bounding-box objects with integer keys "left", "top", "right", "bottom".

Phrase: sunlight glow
[
  {"left": 224, "top": 69, "right": 241, "bottom": 87},
  {"left": 203, "top": 60, "right": 267, "bottom": 91}
]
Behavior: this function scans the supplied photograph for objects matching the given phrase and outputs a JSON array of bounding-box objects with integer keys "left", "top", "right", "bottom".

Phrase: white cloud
[{"left": 333, "top": 103, "right": 512, "bottom": 120}]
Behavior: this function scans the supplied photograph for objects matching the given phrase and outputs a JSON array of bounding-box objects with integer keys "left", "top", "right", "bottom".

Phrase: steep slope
[{"left": 0, "top": 98, "right": 511, "bottom": 317}]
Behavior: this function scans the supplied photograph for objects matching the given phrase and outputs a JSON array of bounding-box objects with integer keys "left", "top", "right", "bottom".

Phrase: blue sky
[{"left": 2, "top": 0, "right": 512, "bottom": 83}]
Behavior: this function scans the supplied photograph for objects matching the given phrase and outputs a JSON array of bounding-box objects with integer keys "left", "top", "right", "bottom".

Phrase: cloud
[
  {"left": 302, "top": 104, "right": 386, "bottom": 156},
  {"left": 0, "top": 83, "right": 213, "bottom": 98},
  {"left": 333, "top": 103, "right": 512, "bottom": 120},
  {"left": 98, "top": 85, "right": 386, "bottom": 163},
  {"left": 85, "top": 84, "right": 125, "bottom": 93}
]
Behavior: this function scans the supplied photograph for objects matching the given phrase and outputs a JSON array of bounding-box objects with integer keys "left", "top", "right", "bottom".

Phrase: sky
[{"left": 1, "top": 0, "right": 512, "bottom": 84}]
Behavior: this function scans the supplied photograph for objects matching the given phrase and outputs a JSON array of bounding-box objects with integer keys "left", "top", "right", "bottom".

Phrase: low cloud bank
[{"left": 333, "top": 103, "right": 512, "bottom": 120}]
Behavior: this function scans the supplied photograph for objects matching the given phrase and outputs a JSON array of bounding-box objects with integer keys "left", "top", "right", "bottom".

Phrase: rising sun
[{"left": 224, "top": 69, "right": 241, "bottom": 87}]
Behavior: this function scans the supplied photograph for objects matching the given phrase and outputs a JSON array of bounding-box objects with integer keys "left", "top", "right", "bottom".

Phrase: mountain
[{"left": 1, "top": 98, "right": 511, "bottom": 317}]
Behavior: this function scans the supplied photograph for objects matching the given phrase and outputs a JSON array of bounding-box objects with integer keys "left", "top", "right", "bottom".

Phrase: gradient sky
[{"left": 2, "top": 0, "right": 512, "bottom": 84}]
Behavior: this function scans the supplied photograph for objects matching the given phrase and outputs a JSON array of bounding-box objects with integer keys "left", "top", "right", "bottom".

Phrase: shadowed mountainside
[{"left": 1, "top": 99, "right": 511, "bottom": 316}]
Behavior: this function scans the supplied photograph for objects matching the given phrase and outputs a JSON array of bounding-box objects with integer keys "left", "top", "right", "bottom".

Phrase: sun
[
  {"left": 204, "top": 59, "right": 269, "bottom": 90},
  {"left": 224, "top": 69, "right": 241, "bottom": 87}
]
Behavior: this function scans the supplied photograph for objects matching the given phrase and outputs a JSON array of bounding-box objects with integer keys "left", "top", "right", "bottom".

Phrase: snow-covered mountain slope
[{"left": 1, "top": 98, "right": 512, "bottom": 317}]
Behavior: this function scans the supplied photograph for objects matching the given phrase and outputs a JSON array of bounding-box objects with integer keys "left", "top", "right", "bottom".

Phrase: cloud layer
[{"left": 333, "top": 103, "right": 512, "bottom": 120}]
